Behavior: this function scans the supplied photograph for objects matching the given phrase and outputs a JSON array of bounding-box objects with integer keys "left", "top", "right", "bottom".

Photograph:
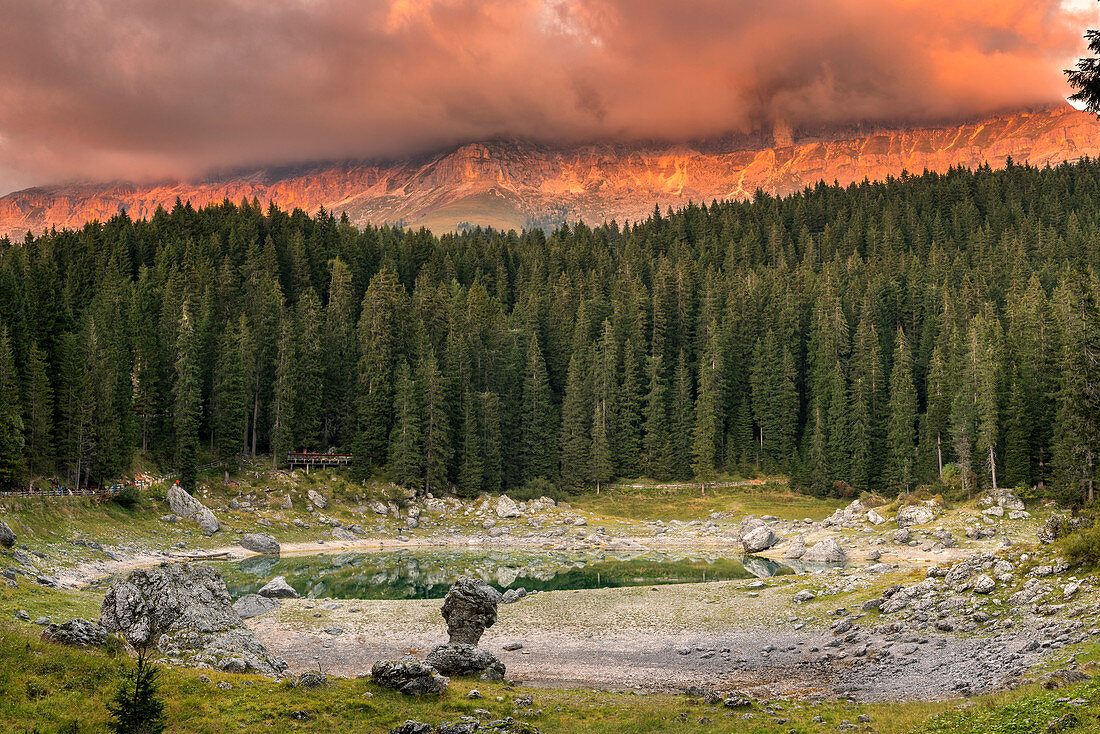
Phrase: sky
[{"left": 0, "top": 0, "right": 1097, "bottom": 197}]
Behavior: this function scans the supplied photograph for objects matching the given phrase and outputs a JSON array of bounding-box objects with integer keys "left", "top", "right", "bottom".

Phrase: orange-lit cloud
[{"left": 0, "top": 0, "right": 1092, "bottom": 193}]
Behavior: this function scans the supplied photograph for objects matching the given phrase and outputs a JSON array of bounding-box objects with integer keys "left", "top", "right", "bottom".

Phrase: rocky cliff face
[{"left": 2, "top": 104, "right": 1098, "bottom": 238}]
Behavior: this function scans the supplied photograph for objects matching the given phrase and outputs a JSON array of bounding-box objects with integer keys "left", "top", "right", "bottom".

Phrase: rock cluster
[
  {"left": 895, "top": 504, "right": 937, "bottom": 528},
  {"left": 100, "top": 562, "right": 287, "bottom": 676},
  {"left": 166, "top": 485, "right": 220, "bottom": 536}
]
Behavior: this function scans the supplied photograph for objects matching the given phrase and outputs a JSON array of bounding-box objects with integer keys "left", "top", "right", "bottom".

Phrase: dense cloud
[{"left": 0, "top": 0, "right": 1092, "bottom": 192}]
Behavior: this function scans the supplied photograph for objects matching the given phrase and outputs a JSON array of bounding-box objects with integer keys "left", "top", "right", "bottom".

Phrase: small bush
[
  {"left": 510, "top": 477, "right": 569, "bottom": 503},
  {"left": 1062, "top": 523, "right": 1100, "bottom": 568},
  {"left": 111, "top": 487, "right": 141, "bottom": 510}
]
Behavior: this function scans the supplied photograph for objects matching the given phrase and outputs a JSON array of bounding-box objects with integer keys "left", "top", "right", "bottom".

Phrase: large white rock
[
  {"left": 166, "top": 485, "right": 220, "bottom": 536},
  {"left": 495, "top": 495, "right": 522, "bottom": 518},
  {"left": 741, "top": 526, "right": 780, "bottom": 553},
  {"left": 866, "top": 509, "right": 886, "bottom": 525},
  {"left": 258, "top": 576, "right": 299, "bottom": 599},
  {"left": 784, "top": 534, "right": 807, "bottom": 559},
  {"left": 895, "top": 504, "right": 936, "bottom": 528},
  {"left": 239, "top": 533, "right": 280, "bottom": 555},
  {"left": 306, "top": 489, "right": 328, "bottom": 509},
  {"left": 801, "top": 537, "right": 848, "bottom": 563}
]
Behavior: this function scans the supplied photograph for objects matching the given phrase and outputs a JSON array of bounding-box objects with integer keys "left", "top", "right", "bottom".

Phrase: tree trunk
[
  {"left": 989, "top": 444, "right": 997, "bottom": 492},
  {"left": 251, "top": 393, "right": 259, "bottom": 458},
  {"left": 936, "top": 432, "right": 943, "bottom": 480}
]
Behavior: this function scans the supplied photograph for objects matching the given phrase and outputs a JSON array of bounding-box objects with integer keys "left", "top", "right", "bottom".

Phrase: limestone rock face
[
  {"left": 371, "top": 658, "right": 449, "bottom": 696},
  {"left": 741, "top": 526, "right": 780, "bottom": 553},
  {"left": 100, "top": 562, "right": 287, "bottom": 676},
  {"left": 239, "top": 533, "right": 280, "bottom": 555},
  {"left": 0, "top": 517, "right": 15, "bottom": 548},
  {"left": 801, "top": 537, "right": 848, "bottom": 563},
  {"left": 425, "top": 643, "right": 505, "bottom": 680},
  {"left": 166, "top": 486, "right": 220, "bottom": 536},
  {"left": 441, "top": 576, "right": 501, "bottom": 645},
  {"left": 258, "top": 576, "right": 299, "bottom": 599},
  {"left": 41, "top": 618, "right": 108, "bottom": 647},
  {"left": 896, "top": 504, "right": 936, "bottom": 528}
]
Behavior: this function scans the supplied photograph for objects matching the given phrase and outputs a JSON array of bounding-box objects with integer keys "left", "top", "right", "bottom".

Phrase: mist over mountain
[{"left": 1, "top": 104, "right": 1098, "bottom": 239}]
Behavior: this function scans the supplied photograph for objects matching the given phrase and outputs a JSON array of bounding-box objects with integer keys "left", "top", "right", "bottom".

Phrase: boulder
[
  {"left": 258, "top": 576, "right": 298, "bottom": 599},
  {"left": 306, "top": 489, "right": 328, "bottom": 509},
  {"left": 371, "top": 658, "right": 449, "bottom": 696},
  {"left": 166, "top": 485, "right": 220, "bottom": 536},
  {"left": 972, "top": 574, "right": 996, "bottom": 594},
  {"left": 793, "top": 590, "right": 815, "bottom": 603},
  {"left": 41, "top": 618, "right": 108, "bottom": 647},
  {"left": 0, "top": 518, "right": 15, "bottom": 548},
  {"left": 495, "top": 495, "right": 522, "bottom": 518},
  {"left": 801, "top": 537, "right": 847, "bottom": 563},
  {"left": 737, "top": 516, "right": 767, "bottom": 542},
  {"left": 892, "top": 528, "right": 912, "bottom": 544},
  {"left": 426, "top": 643, "right": 506, "bottom": 680},
  {"left": 982, "top": 506, "right": 1004, "bottom": 518},
  {"left": 741, "top": 526, "right": 780, "bottom": 553},
  {"left": 100, "top": 562, "right": 287, "bottom": 677},
  {"left": 233, "top": 593, "right": 280, "bottom": 619},
  {"left": 866, "top": 509, "right": 886, "bottom": 525},
  {"left": 987, "top": 488, "right": 1025, "bottom": 511},
  {"left": 239, "top": 533, "right": 280, "bottom": 555},
  {"left": 896, "top": 504, "right": 936, "bottom": 528},
  {"left": 331, "top": 526, "right": 358, "bottom": 542},
  {"left": 441, "top": 576, "right": 501, "bottom": 645},
  {"left": 783, "top": 534, "right": 807, "bottom": 559},
  {"left": 501, "top": 587, "right": 527, "bottom": 604}
]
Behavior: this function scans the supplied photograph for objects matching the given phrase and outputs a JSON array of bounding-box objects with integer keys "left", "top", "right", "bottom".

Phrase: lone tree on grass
[{"left": 107, "top": 646, "right": 166, "bottom": 734}]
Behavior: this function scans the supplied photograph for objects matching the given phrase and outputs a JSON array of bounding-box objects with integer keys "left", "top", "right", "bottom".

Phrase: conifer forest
[{"left": 1, "top": 159, "right": 1099, "bottom": 504}]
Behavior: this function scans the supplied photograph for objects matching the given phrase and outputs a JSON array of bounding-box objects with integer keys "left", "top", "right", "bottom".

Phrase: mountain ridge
[{"left": 2, "top": 104, "right": 1099, "bottom": 238}]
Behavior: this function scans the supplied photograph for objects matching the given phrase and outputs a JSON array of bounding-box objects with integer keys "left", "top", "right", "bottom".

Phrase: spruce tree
[
  {"left": 172, "top": 307, "right": 200, "bottom": 491},
  {"left": 24, "top": 342, "right": 52, "bottom": 475},
  {"left": 692, "top": 332, "right": 723, "bottom": 480},
  {"left": 418, "top": 346, "right": 450, "bottom": 495},
  {"left": 0, "top": 328, "right": 25, "bottom": 487},
  {"left": 558, "top": 353, "right": 590, "bottom": 489},
  {"left": 387, "top": 361, "right": 423, "bottom": 488},
  {"left": 519, "top": 335, "right": 556, "bottom": 484},
  {"left": 886, "top": 327, "right": 917, "bottom": 496}
]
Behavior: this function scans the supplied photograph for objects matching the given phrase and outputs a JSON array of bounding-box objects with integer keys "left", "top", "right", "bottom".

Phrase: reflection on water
[{"left": 215, "top": 549, "right": 846, "bottom": 600}]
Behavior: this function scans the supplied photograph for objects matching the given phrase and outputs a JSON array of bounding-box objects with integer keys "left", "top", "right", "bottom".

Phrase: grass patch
[{"left": 571, "top": 482, "right": 846, "bottom": 523}]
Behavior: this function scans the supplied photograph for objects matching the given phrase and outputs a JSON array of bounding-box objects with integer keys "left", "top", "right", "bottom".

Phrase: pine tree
[
  {"left": 519, "top": 335, "right": 556, "bottom": 483},
  {"left": 1003, "top": 369, "right": 1031, "bottom": 488},
  {"left": 808, "top": 399, "right": 830, "bottom": 496},
  {"left": 418, "top": 346, "right": 450, "bottom": 495},
  {"left": 211, "top": 316, "right": 248, "bottom": 457},
  {"left": 459, "top": 396, "right": 483, "bottom": 496},
  {"left": 559, "top": 353, "right": 590, "bottom": 489},
  {"left": 24, "top": 342, "right": 53, "bottom": 474},
  {"left": 644, "top": 355, "right": 672, "bottom": 478},
  {"left": 615, "top": 338, "right": 644, "bottom": 477},
  {"left": 590, "top": 322, "right": 617, "bottom": 490},
  {"left": 886, "top": 327, "right": 917, "bottom": 495},
  {"left": 172, "top": 307, "right": 200, "bottom": 491},
  {"left": 1052, "top": 261, "right": 1100, "bottom": 505},
  {"left": 478, "top": 391, "right": 503, "bottom": 493},
  {"left": 388, "top": 361, "right": 423, "bottom": 488},
  {"left": 270, "top": 318, "right": 296, "bottom": 469},
  {"left": 0, "top": 328, "right": 25, "bottom": 487},
  {"left": 107, "top": 647, "right": 166, "bottom": 734},
  {"left": 692, "top": 332, "right": 723, "bottom": 480}
]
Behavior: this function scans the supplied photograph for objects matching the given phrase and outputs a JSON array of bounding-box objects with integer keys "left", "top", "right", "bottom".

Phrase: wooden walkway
[{"left": 286, "top": 452, "right": 354, "bottom": 471}]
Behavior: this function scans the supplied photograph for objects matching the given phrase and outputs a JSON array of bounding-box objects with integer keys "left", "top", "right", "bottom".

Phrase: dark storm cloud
[{"left": 0, "top": 0, "right": 1089, "bottom": 190}]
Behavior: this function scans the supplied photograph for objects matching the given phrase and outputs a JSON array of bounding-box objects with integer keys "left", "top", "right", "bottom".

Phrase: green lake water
[{"left": 214, "top": 549, "right": 843, "bottom": 600}]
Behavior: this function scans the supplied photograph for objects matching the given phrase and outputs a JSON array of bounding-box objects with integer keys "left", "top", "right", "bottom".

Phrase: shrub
[
  {"left": 1062, "top": 522, "right": 1100, "bottom": 568},
  {"left": 510, "top": 477, "right": 569, "bottom": 503},
  {"left": 111, "top": 487, "right": 141, "bottom": 510}
]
